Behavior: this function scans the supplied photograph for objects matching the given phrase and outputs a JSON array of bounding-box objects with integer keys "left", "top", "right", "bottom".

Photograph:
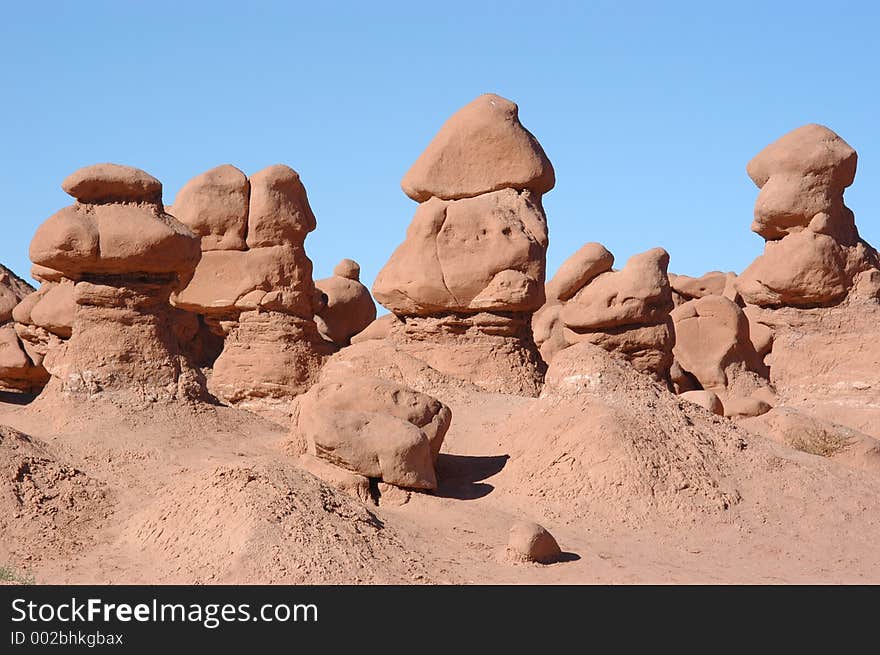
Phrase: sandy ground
[{"left": 2, "top": 369, "right": 879, "bottom": 584}]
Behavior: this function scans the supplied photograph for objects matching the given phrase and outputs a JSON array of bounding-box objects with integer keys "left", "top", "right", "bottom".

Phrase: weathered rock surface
[
  {"left": 27, "top": 164, "right": 206, "bottom": 403},
  {"left": 737, "top": 125, "right": 880, "bottom": 307},
  {"left": 171, "top": 164, "right": 332, "bottom": 406},
  {"left": 315, "top": 259, "right": 376, "bottom": 345},
  {"left": 401, "top": 94, "right": 554, "bottom": 202},
  {"left": 536, "top": 247, "right": 675, "bottom": 379},
  {"left": 507, "top": 521, "right": 562, "bottom": 564},
  {"left": 293, "top": 375, "right": 452, "bottom": 490},
  {"left": 168, "top": 164, "right": 249, "bottom": 251},
  {"left": 373, "top": 94, "right": 553, "bottom": 395}
]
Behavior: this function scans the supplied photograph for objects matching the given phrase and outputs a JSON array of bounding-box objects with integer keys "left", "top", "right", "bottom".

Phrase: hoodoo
[
  {"left": 372, "top": 94, "right": 554, "bottom": 395},
  {"left": 736, "top": 124, "right": 880, "bottom": 307},
  {"left": 27, "top": 164, "right": 206, "bottom": 403},
  {"left": 171, "top": 164, "right": 335, "bottom": 407}
]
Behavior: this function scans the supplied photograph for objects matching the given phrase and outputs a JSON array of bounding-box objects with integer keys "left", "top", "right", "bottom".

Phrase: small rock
[{"left": 507, "top": 520, "right": 561, "bottom": 564}]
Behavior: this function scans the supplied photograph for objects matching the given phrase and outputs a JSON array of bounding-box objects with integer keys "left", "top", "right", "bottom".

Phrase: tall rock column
[
  {"left": 372, "top": 94, "right": 554, "bottom": 396},
  {"left": 172, "top": 164, "right": 335, "bottom": 407}
]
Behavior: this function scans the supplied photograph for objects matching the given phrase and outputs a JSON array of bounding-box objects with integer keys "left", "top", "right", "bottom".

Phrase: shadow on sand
[
  {"left": 0, "top": 391, "right": 37, "bottom": 406},
  {"left": 434, "top": 453, "right": 509, "bottom": 500}
]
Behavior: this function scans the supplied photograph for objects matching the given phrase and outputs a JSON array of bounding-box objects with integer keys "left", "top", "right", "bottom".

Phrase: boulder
[
  {"left": 169, "top": 164, "right": 249, "bottom": 251},
  {"left": 680, "top": 390, "right": 724, "bottom": 416},
  {"left": 545, "top": 242, "right": 614, "bottom": 303},
  {"left": 736, "top": 124, "right": 880, "bottom": 308},
  {"left": 294, "top": 376, "right": 452, "bottom": 490},
  {"left": 315, "top": 259, "right": 377, "bottom": 345},
  {"left": 373, "top": 189, "right": 547, "bottom": 315},
  {"left": 561, "top": 248, "right": 673, "bottom": 330},
  {"left": 246, "top": 164, "right": 316, "bottom": 248},
  {"left": 372, "top": 94, "right": 552, "bottom": 395},
  {"left": 61, "top": 163, "right": 162, "bottom": 204},
  {"left": 170, "top": 163, "right": 333, "bottom": 407},
  {"left": 507, "top": 521, "right": 562, "bottom": 564},
  {"left": 401, "top": 93, "right": 554, "bottom": 202}
]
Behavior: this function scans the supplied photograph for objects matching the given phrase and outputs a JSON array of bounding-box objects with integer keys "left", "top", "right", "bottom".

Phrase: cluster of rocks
[
  {"left": 0, "top": 265, "right": 48, "bottom": 392},
  {"left": 370, "top": 94, "right": 554, "bottom": 396},
  {"left": 2, "top": 101, "right": 879, "bottom": 501},
  {"left": 533, "top": 245, "right": 675, "bottom": 380}
]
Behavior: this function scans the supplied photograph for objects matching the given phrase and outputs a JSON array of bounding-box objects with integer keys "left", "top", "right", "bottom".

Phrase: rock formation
[
  {"left": 292, "top": 374, "right": 451, "bottom": 491},
  {"left": 0, "top": 264, "right": 48, "bottom": 392},
  {"left": 372, "top": 94, "right": 553, "bottom": 395},
  {"left": 670, "top": 294, "right": 773, "bottom": 417},
  {"left": 27, "top": 163, "right": 206, "bottom": 402},
  {"left": 171, "top": 164, "right": 334, "bottom": 406},
  {"left": 736, "top": 124, "right": 880, "bottom": 307},
  {"left": 314, "top": 259, "right": 376, "bottom": 346},
  {"left": 10, "top": 265, "right": 75, "bottom": 383},
  {"left": 534, "top": 245, "right": 675, "bottom": 379}
]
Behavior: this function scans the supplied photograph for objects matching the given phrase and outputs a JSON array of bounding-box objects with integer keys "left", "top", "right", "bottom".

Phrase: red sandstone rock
[
  {"left": 62, "top": 163, "right": 162, "bottom": 205},
  {"left": 680, "top": 390, "right": 724, "bottom": 416},
  {"left": 315, "top": 259, "right": 376, "bottom": 345},
  {"left": 507, "top": 521, "right": 561, "bottom": 564},
  {"left": 372, "top": 95, "right": 553, "bottom": 395},
  {"left": 26, "top": 164, "right": 206, "bottom": 403},
  {"left": 545, "top": 242, "right": 614, "bottom": 303},
  {"left": 246, "top": 164, "right": 316, "bottom": 248},
  {"left": 737, "top": 125, "right": 880, "bottom": 308},
  {"left": 294, "top": 376, "right": 451, "bottom": 490},
  {"left": 401, "top": 94, "right": 554, "bottom": 202},
  {"left": 373, "top": 189, "right": 547, "bottom": 315},
  {"left": 169, "top": 164, "right": 249, "bottom": 251}
]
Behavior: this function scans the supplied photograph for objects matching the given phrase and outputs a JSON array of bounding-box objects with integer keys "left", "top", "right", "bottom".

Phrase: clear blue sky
[{"left": 2, "top": 1, "right": 878, "bottom": 293}]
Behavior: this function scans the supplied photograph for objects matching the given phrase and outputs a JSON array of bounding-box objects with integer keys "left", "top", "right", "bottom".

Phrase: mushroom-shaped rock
[
  {"left": 507, "top": 521, "right": 561, "bottom": 564},
  {"left": 737, "top": 125, "right": 879, "bottom": 308},
  {"left": 747, "top": 124, "right": 857, "bottom": 242},
  {"left": 26, "top": 164, "right": 206, "bottom": 402},
  {"left": 401, "top": 93, "right": 555, "bottom": 202},
  {"left": 170, "top": 163, "right": 334, "bottom": 407},
  {"left": 315, "top": 259, "right": 377, "bottom": 345},
  {"left": 169, "top": 164, "right": 249, "bottom": 251},
  {"left": 534, "top": 245, "right": 675, "bottom": 378},
  {"left": 294, "top": 376, "right": 452, "bottom": 489},
  {"left": 372, "top": 95, "right": 553, "bottom": 395}
]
